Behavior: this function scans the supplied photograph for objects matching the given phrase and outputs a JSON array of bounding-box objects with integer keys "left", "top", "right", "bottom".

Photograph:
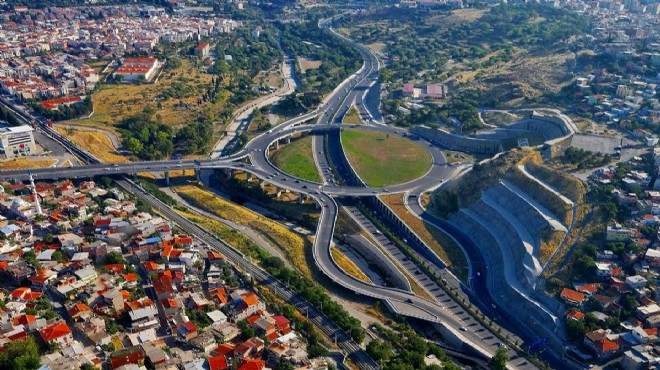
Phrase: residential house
[
  {"left": 584, "top": 329, "right": 620, "bottom": 358},
  {"left": 125, "top": 298, "right": 160, "bottom": 333},
  {"left": 39, "top": 321, "right": 73, "bottom": 348},
  {"left": 561, "top": 288, "right": 587, "bottom": 306}
]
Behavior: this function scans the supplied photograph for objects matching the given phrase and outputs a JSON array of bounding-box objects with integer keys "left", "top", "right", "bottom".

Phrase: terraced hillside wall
[{"left": 410, "top": 126, "right": 503, "bottom": 154}]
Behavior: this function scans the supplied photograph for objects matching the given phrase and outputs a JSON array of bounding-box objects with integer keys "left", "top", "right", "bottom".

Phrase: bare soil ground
[{"left": 469, "top": 51, "right": 575, "bottom": 108}]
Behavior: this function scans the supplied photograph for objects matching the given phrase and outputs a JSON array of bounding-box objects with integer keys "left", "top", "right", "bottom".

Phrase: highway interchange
[{"left": 0, "top": 19, "right": 553, "bottom": 370}]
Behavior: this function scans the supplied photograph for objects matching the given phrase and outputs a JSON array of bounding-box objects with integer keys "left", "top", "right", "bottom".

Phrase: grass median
[
  {"left": 341, "top": 129, "right": 432, "bottom": 187},
  {"left": 330, "top": 247, "right": 372, "bottom": 284},
  {"left": 270, "top": 136, "right": 321, "bottom": 183}
]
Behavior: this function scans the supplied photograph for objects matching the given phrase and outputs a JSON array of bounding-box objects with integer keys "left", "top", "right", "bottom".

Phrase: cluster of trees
[
  {"left": 175, "top": 120, "right": 214, "bottom": 154},
  {"left": 119, "top": 108, "right": 174, "bottom": 159},
  {"left": 186, "top": 307, "right": 213, "bottom": 328},
  {"left": 366, "top": 322, "right": 459, "bottom": 370},
  {"left": 0, "top": 106, "right": 21, "bottom": 126},
  {"left": 251, "top": 106, "right": 272, "bottom": 132},
  {"left": 120, "top": 107, "right": 213, "bottom": 159},
  {"left": 436, "top": 95, "right": 481, "bottom": 133},
  {"left": 222, "top": 29, "right": 281, "bottom": 81},
  {"left": 480, "top": 3, "right": 589, "bottom": 46},
  {"left": 562, "top": 147, "right": 611, "bottom": 169},
  {"left": 262, "top": 257, "right": 365, "bottom": 343},
  {"left": 0, "top": 337, "right": 40, "bottom": 370},
  {"left": 272, "top": 94, "right": 318, "bottom": 118},
  {"left": 279, "top": 20, "right": 361, "bottom": 95}
]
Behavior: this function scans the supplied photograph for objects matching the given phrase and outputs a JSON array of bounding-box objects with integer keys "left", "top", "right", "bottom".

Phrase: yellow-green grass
[
  {"left": 380, "top": 194, "right": 469, "bottom": 283},
  {"left": 341, "top": 129, "right": 432, "bottom": 187},
  {"left": 342, "top": 106, "right": 363, "bottom": 125},
  {"left": 0, "top": 158, "right": 56, "bottom": 170},
  {"left": 271, "top": 136, "right": 321, "bottom": 183},
  {"left": 330, "top": 247, "right": 372, "bottom": 284},
  {"left": 173, "top": 185, "right": 312, "bottom": 279},
  {"left": 54, "top": 128, "right": 127, "bottom": 163},
  {"left": 175, "top": 208, "right": 271, "bottom": 263},
  {"left": 64, "top": 59, "right": 215, "bottom": 130},
  {"left": 298, "top": 57, "right": 322, "bottom": 73}
]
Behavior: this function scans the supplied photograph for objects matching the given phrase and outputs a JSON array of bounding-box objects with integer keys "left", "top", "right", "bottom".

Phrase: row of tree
[{"left": 29, "top": 96, "right": 93, "bottom": 122}]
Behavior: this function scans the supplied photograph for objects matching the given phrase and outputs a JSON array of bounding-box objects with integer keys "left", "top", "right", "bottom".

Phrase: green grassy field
[
  {"left": 271, "top": 136, "right": 321, "bottom": 183},
  {"left": 341, "top": 129, "right": 432, "bottom": 187}
]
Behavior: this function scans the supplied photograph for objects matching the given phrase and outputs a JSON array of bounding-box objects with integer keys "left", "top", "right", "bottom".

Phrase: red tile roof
[
  {"left": 68, "top": 303, "right": 91, "bottom": 318},
  {"left": 208, "top": 355, "right": 229, "bottom": 370},
  {"left": 39, "top": 321, "right": 72, "bottom": 342},
  {"left": 566, "top": 311, "right": 585, "bottom": 321},
  {"left": 12, "top": 314, "right": 36, "bottom": 326},
  {"left": 237, "top": 358, "right": 265, "bottom": 370},
  {"left": 212, "top": 343, "right": 235, "bottom": 357},
  {"left": 560, "top": 288, "right": 586, "bottom": 304}
]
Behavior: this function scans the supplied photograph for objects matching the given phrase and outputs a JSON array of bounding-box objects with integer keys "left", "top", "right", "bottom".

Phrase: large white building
[
  {"left": 114, "top": 57, "right": 160, "bottom": 82},
  {"left": 0, "top": 124, "right": 36, "bottom": 159}
]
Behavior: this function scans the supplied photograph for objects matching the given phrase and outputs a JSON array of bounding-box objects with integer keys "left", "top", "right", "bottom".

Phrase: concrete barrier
[{"left": 410, "top": 126, "right": 503, "bottom": 154}]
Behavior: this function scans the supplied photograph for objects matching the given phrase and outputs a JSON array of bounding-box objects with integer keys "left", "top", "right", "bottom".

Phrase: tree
[
  {"left": 277, "top": 362, "right": 295, "bottom": 370},
  {"left": 52, "top": 251, "right": 65, "bottom": 263},
  {"left": 80, "top": 364, "right": 96, "bottom": 370},
  {"left": 103, "top": 251, "right": 128, "bottom": 265},
  {"left": 237, "top": 319, "right": 255, "bottom": 340},
  {"left": 0, "top": 337, "right": 40, "bottom": 370},
  {"left": 307, "top": 344, "right": 329, "bottom": 358},
  {"left": 490, "top": 347, "right": 509, "bottom": 370}
]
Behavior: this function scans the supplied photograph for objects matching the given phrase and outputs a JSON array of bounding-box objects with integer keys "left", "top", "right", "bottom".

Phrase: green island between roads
[
  {"left": 341, "top": 129, "right": 433, "bottom": 187},
  {"left": 271, "top": 136, "right": 322, "bottom": 183}
]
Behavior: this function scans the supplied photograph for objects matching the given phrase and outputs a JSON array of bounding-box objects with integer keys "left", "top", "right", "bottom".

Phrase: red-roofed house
[
  {"left": 560, "top": 288, "right": 586, "bottom": 306},
  {"left": 39, "top": 321, "right": 73, "bottom": 347},
  {"left": 11, "top": 287, "right": 42, "bottom": 301},
  {"left": 566, "top": 311, "right": 585, "bottom": 321},
  {"left": 237, "top": 358, "right": 265, "bottom": 370},
  {"left": 68, "top": 303, "right": 91, "bottom": 321},
  {"left": 584, "top": 329, "right": 620, "bottom": 358},
  {"left": 233, "top": 292, "right": 265, "bottom": 321},
  {"left": 110, "top": 347, "right": 145, "bottom": 369},
  {"left": 12, "top": 314, "right": 36, "bottom": 327},
  {"left": 178, "top": 321, "right": 198, "bottom": 340},
  {"left": 211, "top": 343, "right": 235, "bottom": 358},
  {"left": 208, "top": 355, "right": 229, "bottom": 370},
  {"left": 194, "top": 43, "right": 210, "bottom": 58}
]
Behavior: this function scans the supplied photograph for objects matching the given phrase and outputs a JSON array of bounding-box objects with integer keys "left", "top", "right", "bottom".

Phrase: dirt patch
[{"left": 298, "top": 57, "right": 322, "bottom": 73}]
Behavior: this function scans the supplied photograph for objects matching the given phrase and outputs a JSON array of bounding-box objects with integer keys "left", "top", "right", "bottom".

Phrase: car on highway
[{"left": 459, "top": 326, "right": 467, "bottom": 332}]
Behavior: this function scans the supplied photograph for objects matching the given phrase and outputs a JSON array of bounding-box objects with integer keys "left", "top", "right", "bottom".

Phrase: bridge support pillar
[
  {"left": 299, "top": 195, "right": 306, "bottom": 204},
  {"left": 246, "top": 173, "right": 253, "bottom": 182},
  {"left": 274, "top": 187, "right": 282, "bottom": 198},
  {"left": 165, "top": 171, "right": 170, "bottom": 186},
  {"left": 275, "top": 140, "right": 280, "bottom": 150},
  {"left": 285, "top": 137, "right": 291, "bottom": 144},
  {"left": 259, "top": 179, "right": 266, "bottom": 189},
  {"left": 195, "top": 169, "right": 201, "bottom": 182},
  {"left": 315, "top": 201, "right": 321, "bottom": 210},
  {"left": 222, "top": 168, "right": 231, "bottom": 178}
]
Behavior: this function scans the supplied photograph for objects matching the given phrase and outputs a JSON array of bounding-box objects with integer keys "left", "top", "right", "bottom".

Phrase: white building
[
  {"left": 114, "top": 57, "right": 159, "bottom": 82},
  {"left": 0, "top": 124, "right": 36, "bottom": 159}
]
